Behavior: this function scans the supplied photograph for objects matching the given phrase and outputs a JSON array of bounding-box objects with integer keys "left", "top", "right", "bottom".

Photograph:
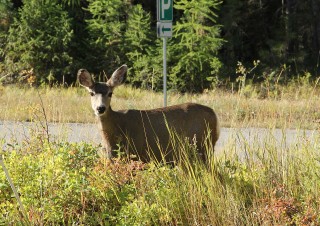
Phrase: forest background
[{"left": 0, "top": 0, "right": 320, "bottom": 92}]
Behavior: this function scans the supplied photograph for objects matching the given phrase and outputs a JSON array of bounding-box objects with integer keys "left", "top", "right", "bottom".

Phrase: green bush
[
  {"left": 1, "top": 129, "right": 319, "bottom": 225},
  {"left": 3, "top": 0, "right": 73, "bottom": 84},
  {"left": 0, "top": 141, "right": 99, "bottom": 223}
]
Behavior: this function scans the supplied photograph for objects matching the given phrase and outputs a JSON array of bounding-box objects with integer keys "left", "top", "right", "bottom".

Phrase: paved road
[{"left": 1, "top": 121, "right": 319, "bottom": 154}]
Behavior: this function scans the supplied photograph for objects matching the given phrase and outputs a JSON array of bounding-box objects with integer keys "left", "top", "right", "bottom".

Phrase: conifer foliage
[
  {"left": 4, "top": 0, "right": 73, "bottom": 84},
  {"left": 1, "top": 0, "right": 319, "bottom": 91},
  {"left": 170, "top": 0, "right": 223, "bottom": 92}
]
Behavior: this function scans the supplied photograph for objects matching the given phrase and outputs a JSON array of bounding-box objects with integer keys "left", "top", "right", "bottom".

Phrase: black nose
[{"left": 97, "top": 106, "right": 106, "bottom": 114}]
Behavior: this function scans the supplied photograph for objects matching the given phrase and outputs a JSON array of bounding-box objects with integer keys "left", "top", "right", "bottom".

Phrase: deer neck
[{"left": 96, "top": 106, "right": 119, "bottom": 133}]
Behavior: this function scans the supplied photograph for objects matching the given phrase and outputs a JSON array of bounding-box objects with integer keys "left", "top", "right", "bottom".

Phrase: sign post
[
  {"left": 157, "top": 0, "right": 172, "bottom": 107},
  {"left": 163, "top": 37, "right": 167, "bottom": 107}
]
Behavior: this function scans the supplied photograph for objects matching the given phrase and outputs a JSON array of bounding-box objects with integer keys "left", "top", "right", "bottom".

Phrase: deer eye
[
  {"left": 108, "top": 92, "right": 113, "bottom": 98},
  {"left": 90, "top": 92, "right": 95, "bottom": 96}
]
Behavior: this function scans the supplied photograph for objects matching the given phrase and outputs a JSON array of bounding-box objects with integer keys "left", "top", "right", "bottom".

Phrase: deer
[{"left": 78, "top": 65, "right": 219, "bottom": 164}]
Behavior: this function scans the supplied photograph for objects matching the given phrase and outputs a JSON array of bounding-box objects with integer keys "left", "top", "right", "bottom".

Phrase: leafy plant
[
  {"left": 235, "top": 60, "right": 260, "bottom": 97},
  {"left": 1, "top": 127, "right": 320, "bottom": 225}
]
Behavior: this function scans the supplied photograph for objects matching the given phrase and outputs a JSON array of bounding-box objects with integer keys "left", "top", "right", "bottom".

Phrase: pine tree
[
  {"left": 86, "top": 0, "right": 128, "bottom": 74},
  {"left": 124, "top": 4, "right": 162, "bottom": 90},
  {"left": 4, "top": 0, "right": 73, "bottom": 84},
  {"left": 0, "top": 0, "right": 15, "bottom": 74},
  {"left": 169, "top": 0, "right": 223, "bottom": 92}
]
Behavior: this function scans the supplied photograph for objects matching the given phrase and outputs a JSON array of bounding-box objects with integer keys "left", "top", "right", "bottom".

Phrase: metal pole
[
  {"left": 0, "top": 155, "right": 27, "bottom": 216},
  {"left": 163, "top": 37, "right": 167, "bottom": 107}
]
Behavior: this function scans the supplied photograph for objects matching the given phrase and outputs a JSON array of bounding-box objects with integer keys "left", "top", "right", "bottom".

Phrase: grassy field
[
  {"left": 0, "top": 81, "right": 320, "bottom": 225},
  {"left": 1, "top": 80, "right": 320, "bottom": 129}
]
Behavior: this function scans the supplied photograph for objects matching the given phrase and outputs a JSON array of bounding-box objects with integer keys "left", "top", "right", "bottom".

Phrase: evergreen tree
[
  {"left": 86, "top": 0, "right": 128, "bottom": 74},
  {"left": 4, "top": 0, "right": 73, "bottom": 84},
  {"left": 59, "top": 0, "right": 95, "bottom": 83},
  {"left": 219, "top": 0, "right": 320, "bottom": 78},
  {"left": 218, "top": 0, "right": 270, "bottom": 78},
  {"left": 0, "top": 0, "right": 15, "bottom": 74},
  {"left": 124, "top": 4, "right": 162, "bottom": 90},
  {"left": 169, "top": 0, "right": 223, "bottom": 92}
]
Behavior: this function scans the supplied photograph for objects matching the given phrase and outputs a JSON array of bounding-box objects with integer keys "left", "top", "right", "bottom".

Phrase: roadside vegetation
[
  {"left": 1, "top": 75, "right": 320, "bottom": 224},
  {"left": 1, "top": 70, "right": 320, "bottom": 129},
  {"left": 0, "top": 117, "right": 319, "bottom": 225}
]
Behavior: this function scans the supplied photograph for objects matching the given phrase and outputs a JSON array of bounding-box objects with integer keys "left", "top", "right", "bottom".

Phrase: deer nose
[{"left": 97, "top": 106, "right": 106, "bottom": 114}]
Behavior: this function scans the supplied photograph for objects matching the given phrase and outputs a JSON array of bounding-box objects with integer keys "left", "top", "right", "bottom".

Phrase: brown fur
[{"left": 78, "top": 65, "right": 219, "bottom": 163}]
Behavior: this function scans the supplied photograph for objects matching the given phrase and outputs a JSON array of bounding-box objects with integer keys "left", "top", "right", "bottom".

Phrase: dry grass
[
  {"left": 1, "top": 82, "right": 320, "bottom": 225},
  {"left": 1, "top": 84, "right": 320, "bottom": 129}
]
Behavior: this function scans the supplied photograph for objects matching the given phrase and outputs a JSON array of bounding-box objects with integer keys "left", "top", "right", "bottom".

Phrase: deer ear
[
  {"left": 78, "top": 69, "right": 94, "bottom": 88},
  {"left": 107, "top": 65, "right": 127, "bottom": 87}
]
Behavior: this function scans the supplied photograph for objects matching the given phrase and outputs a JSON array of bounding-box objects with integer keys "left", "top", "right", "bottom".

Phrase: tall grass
[
  {"left": 1, "top": 80, "right": 320, "bottom": 128},
  {"left": 1, "top": 76, "right": 320, "bottom": 224},
  {"left": 0, "top": 125, "right": 319, "bottom": 225}
]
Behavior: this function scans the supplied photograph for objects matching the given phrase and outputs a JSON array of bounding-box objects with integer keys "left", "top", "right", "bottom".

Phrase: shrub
[
  {"left": 1, "top": 127, "right": 319, "bottom": 225},
  {"left": 3, "top": 0, "right": 73, "bottom": 85}
]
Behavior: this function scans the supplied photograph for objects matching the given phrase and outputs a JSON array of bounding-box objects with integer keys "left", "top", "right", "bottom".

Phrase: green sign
[{"left": 157, "top": 0, "right": 173, "bottom": 21}]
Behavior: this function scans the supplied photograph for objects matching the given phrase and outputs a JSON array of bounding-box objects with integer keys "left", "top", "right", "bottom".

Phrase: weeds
[
  {"left": 1, "top": 71, "right": 320, "bottom": 224},
  {"left": 0, "top": 126, "right": 319, "bottom": 225},
  {"left": 1, "top": 78, "right": 320, "bottom": 129}
]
